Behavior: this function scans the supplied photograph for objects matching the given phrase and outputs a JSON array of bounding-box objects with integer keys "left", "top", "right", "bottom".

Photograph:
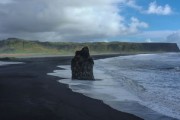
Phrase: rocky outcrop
[{"left": 71, "top": 47, "right": 94, "bottom": 80}]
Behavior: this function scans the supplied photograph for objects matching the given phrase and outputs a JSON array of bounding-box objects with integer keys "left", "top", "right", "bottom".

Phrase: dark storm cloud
[{"left": 0, "top": 0, "right": 148, "bottom": 41}]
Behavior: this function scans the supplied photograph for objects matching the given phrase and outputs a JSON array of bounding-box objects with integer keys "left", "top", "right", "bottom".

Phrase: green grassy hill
[{"left": 0, "top": 38, "right": 179, "bottom": 56}]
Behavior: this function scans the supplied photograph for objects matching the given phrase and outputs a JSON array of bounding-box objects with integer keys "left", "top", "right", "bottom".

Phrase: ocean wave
[
  {"left": 94, "top": 53, "right": 180, "bottom": 119},
  {"left": 48, "top": 53, "right": 180, "bottom": 120}
]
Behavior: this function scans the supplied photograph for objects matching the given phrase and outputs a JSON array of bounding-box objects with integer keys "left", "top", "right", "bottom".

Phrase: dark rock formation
[{"left": 71, "top": 46, "right": 94, "bottom": 80}]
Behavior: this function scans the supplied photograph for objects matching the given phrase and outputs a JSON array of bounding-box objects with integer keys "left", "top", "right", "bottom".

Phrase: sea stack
[{"left": 71, "top": 46, "right": 94, "bottom": 80}]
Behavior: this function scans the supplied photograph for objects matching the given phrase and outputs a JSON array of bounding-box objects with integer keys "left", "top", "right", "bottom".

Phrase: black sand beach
[{"left": 0, "top": 54, "right": 143, "bottom": 120}]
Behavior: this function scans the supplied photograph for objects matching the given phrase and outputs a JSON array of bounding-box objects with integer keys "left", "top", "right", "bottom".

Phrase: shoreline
[
  {"left": 0, "top": 54, "right": 142, "bottom": 120},
  {"left": 50, "top": 61, "right": 179, "bottom": 120}
]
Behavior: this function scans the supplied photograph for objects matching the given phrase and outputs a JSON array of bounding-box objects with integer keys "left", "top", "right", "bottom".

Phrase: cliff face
[
  {"left": 140, "top": 43, "right": 180, "bottom": 52},
  {"left": 0, "top": 38, "right": 179, "bottom": 54}
]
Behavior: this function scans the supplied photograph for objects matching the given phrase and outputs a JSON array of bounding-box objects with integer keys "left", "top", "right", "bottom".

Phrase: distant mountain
[{"left": 0, "top": 38, "right": 179, "bottom": 55}]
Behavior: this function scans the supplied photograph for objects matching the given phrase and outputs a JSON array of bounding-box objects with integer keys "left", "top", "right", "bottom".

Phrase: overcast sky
[{"left": 0, "top": 0, "right": 180, "bottom": 45}]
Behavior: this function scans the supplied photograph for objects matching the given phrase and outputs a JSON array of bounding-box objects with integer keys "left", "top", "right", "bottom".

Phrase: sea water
[{"left": 48, "top": 53, "right": 180, "bottom": 120}]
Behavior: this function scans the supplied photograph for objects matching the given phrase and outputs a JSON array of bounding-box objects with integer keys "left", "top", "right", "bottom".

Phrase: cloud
[
  {"left": 136, "top": 30, "right": 173, "bottom": 39},
  {"left": 145, "top": 38, "right": 152, "bottom": 43},
  {"left": 128, "top": 17, "right": 148, "bottom": 33},
  {"left": 125, "top": 0, "right": 142, "bottom": 10},
  {"left": 0, "top": 0, "right": 148, "bottom": 42},
  {"left": 0, "top": 0, "right": 13, "bottom": 4},
  {"left": 166, "top": 31, "right": 180, "bottom": 46},
  {"left": 124, "top": 30, "right": 180, "bottom": 47},
  {"left": 145, "top": 1, "right": 172, "bottom": 15}
]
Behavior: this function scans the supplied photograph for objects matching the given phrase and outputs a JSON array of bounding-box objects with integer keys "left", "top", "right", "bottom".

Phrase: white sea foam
[
  {"left": 48, "top": 65, "right": 140, "bottom": 102},
  {"left": 0, "top": 61, "right": 23, "bottom": 66},
  {"left": 48, "top": 53, "right": 180, "bottom": 120}
]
